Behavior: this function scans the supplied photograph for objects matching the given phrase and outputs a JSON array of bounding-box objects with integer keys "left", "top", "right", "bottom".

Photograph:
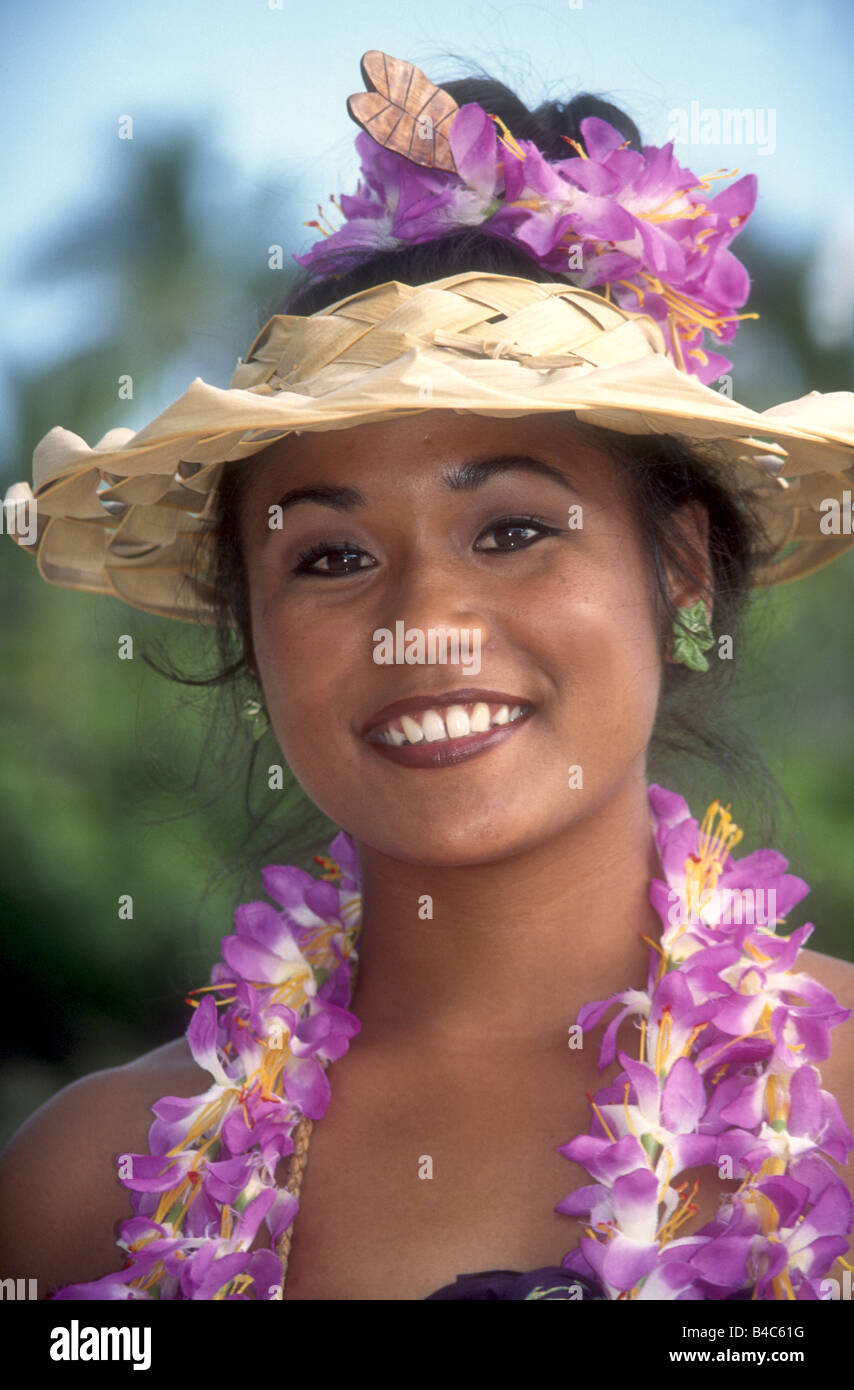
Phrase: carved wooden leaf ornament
[{"left": 346, "top": 50, "right": 460, "bottom": 174}]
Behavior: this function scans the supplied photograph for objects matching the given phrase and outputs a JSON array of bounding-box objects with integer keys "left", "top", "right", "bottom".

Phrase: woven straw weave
[{"left": 7, "top": 272, "right": 854, "bottom": 623}]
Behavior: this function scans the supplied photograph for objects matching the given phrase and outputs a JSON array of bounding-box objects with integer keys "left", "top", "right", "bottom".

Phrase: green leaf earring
[
  {"left": 241, "top": 698, "right": 270, "bottom": 740},
  {"left": 671, "top": 600, "right": 715, "bottom": 672}
]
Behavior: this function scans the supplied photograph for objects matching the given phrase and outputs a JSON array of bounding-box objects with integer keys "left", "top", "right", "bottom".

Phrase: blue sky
[{"left": 3, "top": 0, "right": 853, "bottom": 409}]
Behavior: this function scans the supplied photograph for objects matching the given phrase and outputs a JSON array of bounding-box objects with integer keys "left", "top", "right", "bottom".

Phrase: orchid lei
[
  {"left": 50, "top": 786, "right": 853, "bottom": 1301},
  {"left": 294, "top": 104, "right": 758, "bottom": 385},
  {"left": 559, "top": 785, "right": 854, "bottom": 1300},
  {"left": 51, "top": 834, "right": 363, "bottom": 1302}
]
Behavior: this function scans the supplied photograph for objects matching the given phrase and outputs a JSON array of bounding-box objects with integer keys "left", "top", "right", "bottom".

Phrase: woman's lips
[{"left": 363, "top": 708, "right": 532, "bottom": 769}]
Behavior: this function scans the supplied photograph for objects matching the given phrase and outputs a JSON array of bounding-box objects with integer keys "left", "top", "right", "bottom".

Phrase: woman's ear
[
  {"left": 663, "top": 502, "right": 714, "bottom": 666},
  {"left": 666, "top": 501, "right": 712, "bottom": 615}
]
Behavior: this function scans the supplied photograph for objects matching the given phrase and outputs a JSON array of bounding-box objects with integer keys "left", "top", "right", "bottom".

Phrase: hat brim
[{"left": 9, "top": 273, "right": 854, "bottom": 623}]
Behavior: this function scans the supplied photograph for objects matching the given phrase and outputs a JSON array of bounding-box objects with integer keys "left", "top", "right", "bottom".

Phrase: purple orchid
[
  {"left": 294, "top": 103, "right": 757, "bottom": 384},
  {"left": 49, "top": 835, "right": 363, "bottom": 1301},
  {"left": 557, "top": 785, "right": 854, "bottom": 1300}
]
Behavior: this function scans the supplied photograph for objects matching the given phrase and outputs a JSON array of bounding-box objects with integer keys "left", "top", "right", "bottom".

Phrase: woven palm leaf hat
[{"left": 6, "top": 50, "right": 854, "bottom": 625}]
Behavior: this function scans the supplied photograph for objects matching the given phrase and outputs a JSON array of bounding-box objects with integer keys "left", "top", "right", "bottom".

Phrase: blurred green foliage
[{"left": 1, "top": 124, "right": 852, "bottom": 1146}]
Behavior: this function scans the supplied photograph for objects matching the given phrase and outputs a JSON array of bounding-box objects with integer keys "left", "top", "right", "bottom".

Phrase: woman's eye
[
  {"left": 476, "top": 517, "right": 560, "bottom": 552},
  {"left": 292, "top": 544, "right": 375, "bottom": 576},
  {"left": 292, "top": 516, "right": 559, "bottom": 575}
]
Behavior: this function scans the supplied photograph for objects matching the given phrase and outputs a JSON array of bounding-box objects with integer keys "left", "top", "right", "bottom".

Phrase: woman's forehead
[{"left": 242, "top": 410, "right": 617, "bottom": 499}]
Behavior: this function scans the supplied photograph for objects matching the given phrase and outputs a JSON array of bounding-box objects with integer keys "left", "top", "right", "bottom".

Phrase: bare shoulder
[
  {"left": 0, "top": 1036, "right": 208, "bottom": 1300},
  {"left": 796, "top": 947, "right": 854, "bottom": 1096},
  {"left": 797, "top": 944, "right": 854, "bottom": 998}
]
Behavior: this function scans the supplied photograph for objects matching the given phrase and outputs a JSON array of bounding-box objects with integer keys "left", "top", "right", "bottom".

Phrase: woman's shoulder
[
  {"left": 794, "top": 946, "right": 854, "bottom": 1090},
  {"left": 797, "top": 943, "right": 854, "bottom": 989},
  {"left": 797, "top": 945, "right": 854, "bottom": 1021},
  {"left": 0, "top": 1036, "right": 207, "bottom": 1299}
]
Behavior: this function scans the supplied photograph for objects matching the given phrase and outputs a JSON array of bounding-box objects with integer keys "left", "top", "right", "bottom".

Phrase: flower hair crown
[{"left": 294, "top": 50, "right": 759, "bottom": 386}]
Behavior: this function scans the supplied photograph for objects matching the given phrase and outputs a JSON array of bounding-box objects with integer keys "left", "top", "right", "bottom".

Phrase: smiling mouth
[{"left": 362, "top": 697, "right": 533, "bottom": 769}]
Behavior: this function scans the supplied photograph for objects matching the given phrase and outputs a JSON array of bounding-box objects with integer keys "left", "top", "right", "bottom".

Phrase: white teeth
[
  {"left": 421, "top": 709, "right": 447, "bottom": 742},
  {"left": 470, "top": 702, "right": 491, "bottom": 732},
  {"left": 445, "top": 705, "right": 471, "bottom": 738},
  {"left": 373, "top": 700, "right": 529, "bottom": 747},
  {"left": 399, "top": 714, "right": 425, "bottom": 744}
]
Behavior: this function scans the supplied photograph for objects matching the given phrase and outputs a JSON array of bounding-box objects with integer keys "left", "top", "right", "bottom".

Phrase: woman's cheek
[{"left": 262, "top": 634, "right": 365, "bottom": 778}]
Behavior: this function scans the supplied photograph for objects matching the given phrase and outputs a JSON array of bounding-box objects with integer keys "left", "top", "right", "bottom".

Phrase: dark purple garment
[
  {"left": 423, "top": 1266, "right": 755, "bottom": 1300},
  {"left": 423, "top": 1266, "right": 605, "bottom": 1300}
]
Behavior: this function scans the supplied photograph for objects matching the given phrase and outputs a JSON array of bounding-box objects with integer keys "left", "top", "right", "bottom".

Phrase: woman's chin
[{"left": 346, "top": 812, "right": 559, "bottom": 869}]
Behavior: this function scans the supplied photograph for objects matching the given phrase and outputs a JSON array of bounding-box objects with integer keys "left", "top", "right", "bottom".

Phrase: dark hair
[{"left": 143, "top": 65, "right": 783, "bottom": 901}]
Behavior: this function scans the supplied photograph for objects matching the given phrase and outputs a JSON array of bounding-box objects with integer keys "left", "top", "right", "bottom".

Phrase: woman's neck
[{"left": 347, "top": 771, "right": 664, "bottom": 1057}]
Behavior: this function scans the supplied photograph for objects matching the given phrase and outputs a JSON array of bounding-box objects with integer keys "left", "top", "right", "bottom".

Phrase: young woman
[{"left": 2, "top": 51, "right": 853, "bottom": 1302}]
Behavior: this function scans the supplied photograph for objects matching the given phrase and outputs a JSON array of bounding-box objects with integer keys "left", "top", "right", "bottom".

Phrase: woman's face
[{"left": 239, "top": 410, "right": 666, "bottom": 866}]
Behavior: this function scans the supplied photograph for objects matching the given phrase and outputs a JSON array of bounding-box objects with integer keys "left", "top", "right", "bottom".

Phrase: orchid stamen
[
  {"left": 622, "top": 1082, "right": 640, "bottom": 1141},
  {"left": 560, "top": 135, "right": 588, "bottom": 159},
  {"left": 695, "top": 166, "right": 741, "bottom": 188},
  {"left": 310, "top": 202, "right": 338, "bottom": 236},
  {"left": 654, "top": 1005, "right": 673, "bottom": 1073},
  {"left": 616, "top": 279, "right": 644, "bottom": 306},
  {"left": 657, "top": 1148, "right": 675, "bottom": 1201},
  {"left": 744, "top": 939, "right": 773, "bottom": 966},
  {"left": 488, "top": 112, "right": 526, "bottom": 161},
  {"left": 642, "top": 205, "right": 708, "bottom": 225},
  {"left": 313, "top": 853, "right": 343, "bottom": 881},
  {"left": 680, "top": 1022, "right": 710, "bottom": 1057},
  {"left": 640, "top": 275, "right": 760, "bottom": 345},
  {"left": 658, "top": 1178, "right": 700, "bottom": 1244},
  {"left": 703, "top": 1017, "right": 772, "bottom": 1065},
  {"left": 135, "top": 1259, "right": 166, "bottom": 1293},
  {"left": 586, "top": 1091, "right": 617, "bottom": 1142}
]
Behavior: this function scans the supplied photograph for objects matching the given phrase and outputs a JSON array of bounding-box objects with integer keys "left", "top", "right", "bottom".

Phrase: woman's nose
[{"left": 372, "top": 561, "right": 489, "bottom": 672}]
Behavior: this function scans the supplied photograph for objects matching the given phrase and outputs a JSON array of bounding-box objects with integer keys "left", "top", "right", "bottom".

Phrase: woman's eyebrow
[
  {"left": 443, "top": 455, "right": 578, "bottom": 494},
  {"left": 272, "top": 483, "right": 365, "bottom": 514},
  {"left": 271, "top": 455, "right": 578, "bottom": 516}
]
